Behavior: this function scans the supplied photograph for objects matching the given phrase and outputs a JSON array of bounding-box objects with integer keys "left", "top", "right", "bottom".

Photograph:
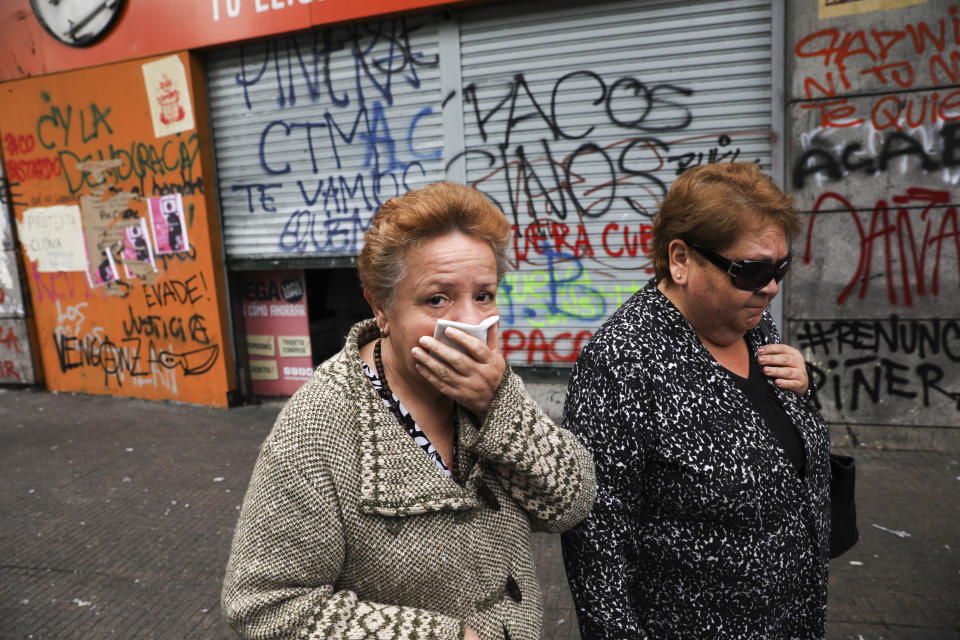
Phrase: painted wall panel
[
  {"left": 0, "top": 249, "right": 26, "bottom": 318},
  {"left": 790, "top": 1, "right": 959, "bottom": 101},
  {"left": 1, "top": 161, "right": 24, "bottom": 314},
  {"left": 787, "top": 0, "right": 960, "bottom": 433},
  {"left": 0, "top": 142, "right": 37, "bottom": 384},
  {"left": 790, "top": 89, "right": 960, "bottom": 212},
  {"left": 0, "top": 52, "right": 235, "bottom": 405},
  {"left": 205, "top": 15, "right": 446, "bottom": 261},
  {"left": 0, "top": 317, "right": 34, "bottom": 384},
  {"left": 203, "top": 0, "right": 776, "bottom": 369},
  {"left": 458, "top": 0, "right": 775, "bottom": 366},
  {"left": 788, "top": 92, "right": 959, "bottom": 322},
  {"left": 785, "top": 315, "right": 960, "bottom": 427},
  {"left": 1, "top": 160, "right": 27, "bottom": 317}
]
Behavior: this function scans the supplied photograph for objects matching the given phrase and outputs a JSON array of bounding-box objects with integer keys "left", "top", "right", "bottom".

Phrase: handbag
[{"left": 829, "top": 453, "right": 859, "bottom": 558}]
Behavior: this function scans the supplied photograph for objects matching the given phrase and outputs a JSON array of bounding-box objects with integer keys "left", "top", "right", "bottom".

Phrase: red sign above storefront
[{"left": 0, "top": 0, "right": 478, "bottom": 81}]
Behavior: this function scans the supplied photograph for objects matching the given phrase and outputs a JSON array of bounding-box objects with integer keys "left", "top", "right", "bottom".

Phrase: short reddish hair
[
  {"left": 358, "top": 182, "right": 511, "bottom": 307},
  {"left": 651, "top": 162, "right": 801, "bottom": 282}
]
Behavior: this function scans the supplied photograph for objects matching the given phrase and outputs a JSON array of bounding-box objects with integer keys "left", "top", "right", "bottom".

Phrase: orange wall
[
  {"left": 0, "top": 52, "right": 235, "bottom": 406},
  {"left": 0, "top": 0, "right": 479, "bottom": 81}
]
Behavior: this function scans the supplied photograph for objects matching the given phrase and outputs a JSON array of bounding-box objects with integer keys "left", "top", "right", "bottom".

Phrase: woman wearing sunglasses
[{"left": 561, "top": 162, "right": 831, "bottom": 639}]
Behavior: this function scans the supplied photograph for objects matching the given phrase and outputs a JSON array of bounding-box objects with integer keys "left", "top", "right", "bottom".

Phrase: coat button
[
  {"left": 505, "top": 575, "right": 522, "bottom": 602},
  {"left": 477, "top": 482, "right": 500, "bottom": 511}
]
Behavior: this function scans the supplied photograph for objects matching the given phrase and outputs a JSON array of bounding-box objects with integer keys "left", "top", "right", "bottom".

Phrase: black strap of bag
[{"left": 756, "top": 320, "right": 859, "bottom": 558}]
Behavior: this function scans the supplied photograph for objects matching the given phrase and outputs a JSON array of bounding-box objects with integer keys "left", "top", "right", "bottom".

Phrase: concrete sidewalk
[{"left": 0, "top": 387, "right": 957, "bottom": 640}]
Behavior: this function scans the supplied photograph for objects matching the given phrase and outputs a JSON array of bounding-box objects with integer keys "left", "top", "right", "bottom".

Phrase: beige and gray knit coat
[{"left": 222, "top": 320, "right": 596, "bottom": 640}]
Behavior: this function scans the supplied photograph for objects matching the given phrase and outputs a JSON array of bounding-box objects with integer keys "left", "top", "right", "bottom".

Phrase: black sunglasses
[{"left": 686, "top": 242, "right": 791, "bottom": 291}]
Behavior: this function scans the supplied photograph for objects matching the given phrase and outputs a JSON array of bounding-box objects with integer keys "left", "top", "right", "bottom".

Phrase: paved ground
[{"left": 0, "top": 387, "right": 957, "bottom": 640}]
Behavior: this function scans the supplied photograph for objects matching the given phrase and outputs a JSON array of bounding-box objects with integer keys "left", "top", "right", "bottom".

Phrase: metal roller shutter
[
  {"left": 205, "top": 16, "right": 446, "bottom": 261},
  {"left": 457, "top": 0, "right": 774, "bottom": 366},
  {"left": 203, "top": 0, "right": 775, "bottom": 368}
]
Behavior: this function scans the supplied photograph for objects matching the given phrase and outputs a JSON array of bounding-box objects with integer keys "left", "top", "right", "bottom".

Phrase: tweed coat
[
  {"left": 222, "top": 320, "right": 596, "bottom": 640},
  {"left": 560, "top": 281, "right": 831, "bottom": 640}
]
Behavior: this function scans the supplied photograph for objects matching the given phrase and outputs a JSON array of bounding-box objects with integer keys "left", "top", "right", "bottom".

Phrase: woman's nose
[{"left": 758, "top": 276, "right": 780, "bottom": 297}]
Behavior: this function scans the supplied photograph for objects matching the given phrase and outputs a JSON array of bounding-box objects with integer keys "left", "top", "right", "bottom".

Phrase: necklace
[
  {"left": 373, "top": 339, "right": 405, "bottom": 424},
  {"left": 373, "top": 339, "right": 460, "bottom": 482}
]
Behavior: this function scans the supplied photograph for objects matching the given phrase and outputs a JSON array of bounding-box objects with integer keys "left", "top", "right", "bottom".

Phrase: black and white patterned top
[
  {"left": 560, "top": 281, "right": 831, "bottom": 640},
  {"left": 362, "top": 360, "right": 453, "bottom": 477}
]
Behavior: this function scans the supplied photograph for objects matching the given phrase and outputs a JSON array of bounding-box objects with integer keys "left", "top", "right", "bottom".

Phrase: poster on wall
[
  {"left": 142, "top": 55, "right": 195, "bottom": 138},
  {"left": 240, "top": 270, "right": 313, "bottom": 396},
  {"left": 148, "top": 194, "right": 190, "bottom": 254},
  {"left": 16, "top": 206, "right": 88, "bottom": 273}
]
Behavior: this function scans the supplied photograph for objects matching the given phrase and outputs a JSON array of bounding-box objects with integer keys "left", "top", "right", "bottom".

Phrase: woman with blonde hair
[{"left": 223, "top": 181, "right": 595, "bottom": 640}]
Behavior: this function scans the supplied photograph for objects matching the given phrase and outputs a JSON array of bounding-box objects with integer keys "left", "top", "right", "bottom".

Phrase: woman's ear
[
  {"left": 364, "top": 290, "right": 390, "bottom": 338},
  {"left": 667, "top": 239, "right": 690, "bottom": 285}
]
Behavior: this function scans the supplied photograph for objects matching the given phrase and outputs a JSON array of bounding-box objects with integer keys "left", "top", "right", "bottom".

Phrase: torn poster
[
  {"left": 88, "top": 247, "right": 120, "bottom": 287},
  {"left": 120, "top": 218, "right": 158, "bottom": 280}
]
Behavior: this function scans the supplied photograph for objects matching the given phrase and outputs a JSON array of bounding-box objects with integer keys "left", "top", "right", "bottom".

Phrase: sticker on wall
[
  {"left": 16, "top": 205, "right": 89, "bottom": 273},
  {"left": 818, "top": 0, "right": 926, "bottom": 19},
  {"left": 120, "top": 218, "right": 158, "bottom": 280},
  {"left": 142, "top": 55, "right": 195, "bottom": 138},
  {"left": 148, "top": 194, "right": 190, "bottom": 254}
]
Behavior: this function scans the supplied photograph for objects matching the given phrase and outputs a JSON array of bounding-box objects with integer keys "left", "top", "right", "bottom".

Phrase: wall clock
[{"left": 29, "top": 0, "right": 124, "bottom": 47}]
